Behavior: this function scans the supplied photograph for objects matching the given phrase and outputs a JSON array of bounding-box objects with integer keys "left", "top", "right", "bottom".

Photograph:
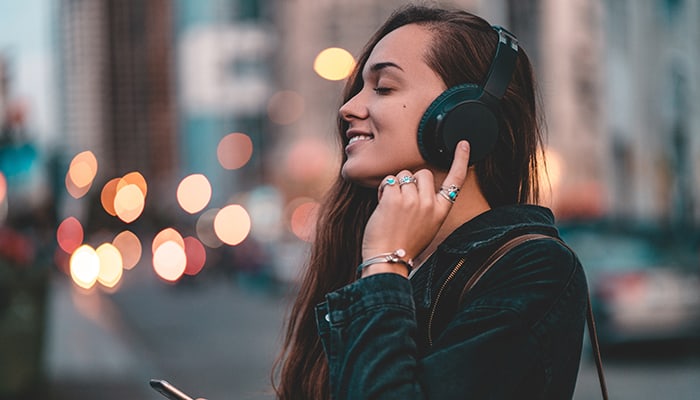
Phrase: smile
[{"left": 348, "top": 135, "right": 373, "bottom": 144}]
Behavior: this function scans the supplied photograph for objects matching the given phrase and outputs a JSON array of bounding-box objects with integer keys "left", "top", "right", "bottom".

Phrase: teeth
[{"left": 349, "top": 135, "right": 373, "bottom": 144}]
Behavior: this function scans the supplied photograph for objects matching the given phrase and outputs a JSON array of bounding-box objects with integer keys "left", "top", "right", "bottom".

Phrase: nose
[{"left": 339, "top": 92, "right": 367, "bottom": 121}]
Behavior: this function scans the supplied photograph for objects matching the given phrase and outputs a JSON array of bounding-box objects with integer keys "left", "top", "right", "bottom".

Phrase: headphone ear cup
[{"left": 417, "top": 84, "right": 499, "bottom": 169}]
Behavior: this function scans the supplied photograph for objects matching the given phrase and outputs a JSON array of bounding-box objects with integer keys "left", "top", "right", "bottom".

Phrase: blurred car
[{"left": 559, "top": 224, "right": 700, "bottom": 347}]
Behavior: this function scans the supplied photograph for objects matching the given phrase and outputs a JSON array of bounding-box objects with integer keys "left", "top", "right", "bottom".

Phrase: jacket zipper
[{"left": 427, "top": 257, "right": 466, "bottom": 347}]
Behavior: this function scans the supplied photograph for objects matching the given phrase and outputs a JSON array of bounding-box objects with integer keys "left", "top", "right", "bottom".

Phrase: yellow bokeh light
[
  {"left": 112, "top": 230, "right": 142, "bottom": 270},
  {"left": 214, "top": 204, "right": 251, "bottom": 246},
  {"left": 68, "top": 151, "right": 98, "bottom": 188},
  {"left": 118, "top": 171, "right": 148, "bottom": 197},
  {"left": 177, "top": 174, "right": 212, "bottom": 214},
  {"left": 267, "top": 90, "right": 305, "bottom": 125},
  {"left": 152, "top": 228, "right": 185, "bottom": 255},
  {"left": 217, "top": 133, "right": 253, "bottom": 170},
  {"left": 153, "top": 240, "right": 187, "bottom": 282},
  {"left": 114, "top": 184, "right": 145, "bottom": 223},
  {"left": 313, "top": 47, "right": 355, "bottom": 81},
  {"left": 96, "top": 243, "right": 123, "bottom": 288},
  {"left": 70, "top": 245, "right": 100, "bottom": 289}
]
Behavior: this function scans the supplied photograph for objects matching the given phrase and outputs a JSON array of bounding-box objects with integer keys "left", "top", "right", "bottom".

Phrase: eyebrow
[{"left": 368, "top": 61, "right": 404, "bottom": 73}]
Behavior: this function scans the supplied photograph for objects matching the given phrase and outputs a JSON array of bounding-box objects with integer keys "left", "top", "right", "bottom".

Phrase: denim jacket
[{"left": 315, "top": 205, "right": 588, "bottom": 399}]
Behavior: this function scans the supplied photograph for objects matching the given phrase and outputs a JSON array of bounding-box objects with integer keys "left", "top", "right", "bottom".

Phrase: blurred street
[
  {"left": 44, "top": 265, "right": 290, "bottom": 400},
  {"left": 41, "top": 265, "right": 700, "bottom": 400}
]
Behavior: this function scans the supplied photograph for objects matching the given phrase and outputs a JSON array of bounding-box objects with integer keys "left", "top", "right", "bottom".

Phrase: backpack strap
[{"left": 458, "top": 233, "right": 609, "bottom": 400}]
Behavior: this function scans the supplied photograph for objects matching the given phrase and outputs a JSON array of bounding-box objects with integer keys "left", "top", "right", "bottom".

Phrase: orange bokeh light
[
  {"left": 65, "top": 173, "right": 91, "bottom": 199},
  {"left": 0, "top": 172, "right": 6, "bottom": 203},
  {"left": 177, "top": 174, "right": 212, "bottom": 214},
  {"left": 100, "top": 178, "right": 121, "bottom": 216},
  {"left": 114, "top": 184, "right": 145, "bottom": 223},
  {"left": 183, "top": 236, "right": 206, "bottom": 276},
  {"left": 118, "top": 171, "right": 148, "bottom": 197},
  {"left": 112, "top": 230, "right": 142, "bottom": 270},
  {"left": 57, "top": 216, "right": 84, "bottom": 254},
  {"left": 217, "top": 133, "right": 253, "bottom": 170},
  {"left": 289, "top": 200, "right": 320, "bottom": 242},
  {"left": 68, "top": 151, "right": 98, "bottom": 188},
  {"left": 152, "top": 228, "right": 185, "bottom": 255},
  {"left": 152, "top": 240, "right": 187, "bottom": 282},
  {"left": 214, "top": 204, "right": 251, "bottom": 246}
]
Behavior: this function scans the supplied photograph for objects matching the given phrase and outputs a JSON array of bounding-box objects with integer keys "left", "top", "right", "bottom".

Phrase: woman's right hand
[{"left": 360, "top": 140, "right": 471, "bottom": 277}]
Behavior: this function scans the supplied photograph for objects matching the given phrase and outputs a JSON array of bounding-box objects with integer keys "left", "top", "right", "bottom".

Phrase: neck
[{"left": 414, "top": 170, "right": 491, "bottom": 268}]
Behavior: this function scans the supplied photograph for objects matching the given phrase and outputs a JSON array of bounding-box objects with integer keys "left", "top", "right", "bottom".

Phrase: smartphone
[{"left": 149, "top": 379, "right": 195, "bottom": 400}]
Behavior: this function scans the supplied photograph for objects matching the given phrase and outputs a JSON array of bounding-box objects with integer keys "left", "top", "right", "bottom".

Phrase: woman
[{"left": 275, "top": 5, "right": 588, "bottom": 399}]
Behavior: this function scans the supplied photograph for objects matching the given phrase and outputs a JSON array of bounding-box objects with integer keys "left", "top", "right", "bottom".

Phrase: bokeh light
[
  {"left": 267, "top": 90, "right": 305, "bottom": 125},
  {"left": 112, "top": 230, "right": 142, "bottom": 270},
  {"left": 118, "top": 171, "right": 148, "bottom": 197},
  {"left": 100, "top": 178, "right": 121, "bottom": 216},
  {"left": 177, "top": 174, "right": 212, "bottom": 214},
  {"left": 70, "top": 244, "right": 100, "bottom": 289},
  {"left": 153, "top": 240, "right": 187, "bottom": 282},
  {"left": 285, "top": 136, "right": 337, "bottom": 183},
  {"left": 214, "top": 204, "right": 251, "bottom": 246},
  {"left": 313, "top": 47, "right": 355, "bottom": 81},
  {"left": 68, "top": 151, "right": 98, "bottom": 188},
  {"left": 289, "top": 199, "right": 320, "bottom": 242},
  {"left": 152, "top": 228, "right": 185, "bottom": 254},
  {"left": 196, "top": 208, "right": 223, "bottom": 248},
  {"left": 65, "top": 173, "right": 91, "bottom": 199},
  {"left": 0, "top": 172, "right": 6, "bottom": 203},
  {"left": 56, "top": 216, "right": 84, "bottom": 254},
  {"left": 217, "top": 133, "right": 253, "bottom": 170},
  {"left": 183, "top": 236, "right": 206, "bottom": 276},
  {"left": 96, "top": 243, "right": 123, "bottom": 288},
  {"left": 114, "top": 183, "right": 145, "bottom": 223}
]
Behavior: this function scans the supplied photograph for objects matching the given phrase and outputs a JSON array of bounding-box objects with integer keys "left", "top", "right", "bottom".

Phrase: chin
[{"left": 341, "top": 163, "right": 382, "bottom": 188}]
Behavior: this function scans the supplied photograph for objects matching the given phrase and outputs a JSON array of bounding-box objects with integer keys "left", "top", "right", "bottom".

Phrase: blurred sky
[{"left": 0, "top": 0, "right": 55, "bottom": 144}]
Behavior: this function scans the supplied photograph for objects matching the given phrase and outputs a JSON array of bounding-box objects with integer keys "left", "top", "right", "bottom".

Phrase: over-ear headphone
[{"left": 417, "top": 26, "right": 519, "bottom": 169}]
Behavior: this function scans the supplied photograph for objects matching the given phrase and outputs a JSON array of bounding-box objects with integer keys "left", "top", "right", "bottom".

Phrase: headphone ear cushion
[{"left": 418, "top": 84, "right": 498, "bottom": 169}]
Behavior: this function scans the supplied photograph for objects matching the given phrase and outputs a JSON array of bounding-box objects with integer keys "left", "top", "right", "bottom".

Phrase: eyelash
[{"left": 373, "top": 87, "right": 392, "bottom": 95}]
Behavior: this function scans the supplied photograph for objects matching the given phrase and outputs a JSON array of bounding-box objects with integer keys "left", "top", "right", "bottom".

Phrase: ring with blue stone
[
  {"left": 439, "top": 184, "right": 460, "bottom": 204},
  {"left": 379, "top": 176, "right": 398, "bottom": 192},
  {"left": 399, "top": 175, "right": 417, "bottom": 186}
]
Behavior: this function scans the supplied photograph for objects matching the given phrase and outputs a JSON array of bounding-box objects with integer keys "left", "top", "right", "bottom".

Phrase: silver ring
[
  {"left": 379, "top": 177, "right": 397, "bottom": 192},
  {"left": 438, "top": 184, "right": 460, "bottom": 204},
  {"left": 399, "top": 175, "right": 417, "bottom": 186}
]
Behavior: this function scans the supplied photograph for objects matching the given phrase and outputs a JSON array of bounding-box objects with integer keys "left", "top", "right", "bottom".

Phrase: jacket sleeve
[
  {"left": 315, "top": 273, "right": 541, "bottom": 400},
  {"left": 315, "top": 239, "right": 587, "bottom": 400}
]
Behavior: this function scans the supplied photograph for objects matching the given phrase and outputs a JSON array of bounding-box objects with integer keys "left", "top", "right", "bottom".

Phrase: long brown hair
[{"left": 273, "top": 5, "right": 544, "bottom": 399}]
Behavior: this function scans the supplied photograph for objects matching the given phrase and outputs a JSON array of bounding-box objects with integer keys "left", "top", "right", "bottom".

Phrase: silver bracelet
[{"left": 356, "top": 249, "right": 414, "bottom": 277}]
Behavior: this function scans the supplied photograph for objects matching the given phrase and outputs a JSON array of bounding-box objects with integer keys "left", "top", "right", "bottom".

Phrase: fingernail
[{"left": 460, "top": 141, "right": 469, "bottom": 151}]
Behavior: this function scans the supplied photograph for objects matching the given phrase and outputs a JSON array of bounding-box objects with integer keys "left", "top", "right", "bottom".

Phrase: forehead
[{"left": 364, "top": 24, "right": 434, "bottom": 74}]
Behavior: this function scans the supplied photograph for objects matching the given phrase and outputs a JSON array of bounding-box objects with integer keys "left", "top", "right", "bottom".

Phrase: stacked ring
[
  {"left": 399, "top": 175, "right": 417, "bottom": 186},
  {"left": 438, "top": 184, "right": 460, "bottom": 204}
]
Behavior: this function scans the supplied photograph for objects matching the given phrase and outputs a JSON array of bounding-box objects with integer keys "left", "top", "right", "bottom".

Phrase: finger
[
  {"left": 437, "top": 140, "right": 470, "bottom": 205},
  {"left": 378, "top": 175, "right": 398, "bottom": 201},
  {"left": 397, "top": 171, "right": 418, "bottom": 193},
  {"left": 414, "top": 169, "right": 435, "bottom": 202}
]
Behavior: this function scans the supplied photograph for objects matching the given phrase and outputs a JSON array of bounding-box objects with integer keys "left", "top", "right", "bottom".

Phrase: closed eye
[{"left": 373, "top": 87, "right": 392, "bottom": 95}]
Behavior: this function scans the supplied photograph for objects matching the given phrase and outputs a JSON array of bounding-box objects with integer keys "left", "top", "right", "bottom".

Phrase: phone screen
[{"left": 149, "top": 379, "right": 195, "bottom": 400}]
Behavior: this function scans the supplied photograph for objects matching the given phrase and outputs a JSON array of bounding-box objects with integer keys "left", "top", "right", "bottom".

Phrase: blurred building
[{"left": 56, "top": 0, "right": 178, "bottom": 222}]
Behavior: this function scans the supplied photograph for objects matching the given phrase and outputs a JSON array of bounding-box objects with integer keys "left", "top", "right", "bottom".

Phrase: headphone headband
[{"left": 482, "top": 26, "right": 519, "bottom": 99}]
